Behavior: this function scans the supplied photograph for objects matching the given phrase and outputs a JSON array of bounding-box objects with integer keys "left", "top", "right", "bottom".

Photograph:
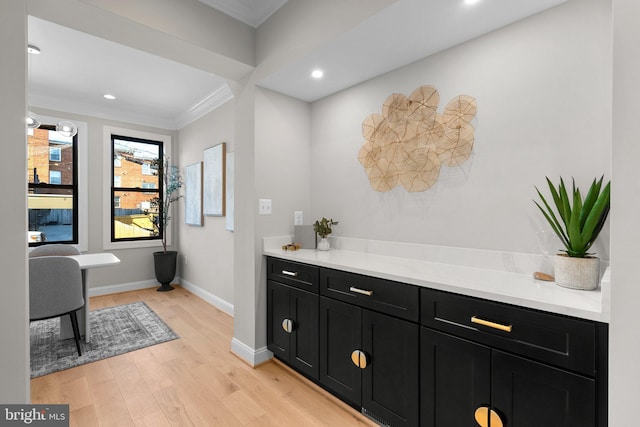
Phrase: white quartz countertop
[{"left": 263, "top": 247, "right": 608, "bottom": 323}]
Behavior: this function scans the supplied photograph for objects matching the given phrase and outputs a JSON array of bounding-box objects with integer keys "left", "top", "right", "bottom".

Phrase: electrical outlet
[
  {"left": 294, "top": 211, "right": 303, "bottom": 225},
  {"left": 259, "top": 199, "right": 272, "bottom": 215}
]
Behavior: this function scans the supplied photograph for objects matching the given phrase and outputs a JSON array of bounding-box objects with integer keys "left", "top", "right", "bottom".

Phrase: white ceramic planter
[
  {"left": 554, "top": 254, "right": 600, "bottom": 291},
  {"left": 317, "top": 238, "right": 330, "bottom": 251}
]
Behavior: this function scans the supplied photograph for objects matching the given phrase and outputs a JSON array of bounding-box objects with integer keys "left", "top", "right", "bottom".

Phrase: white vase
[
  {"left": 554, "top": 254, "right": 600, "bottom": 291},
  {"left": 317, "top": 237, "right": 330, "bottom": 251}
]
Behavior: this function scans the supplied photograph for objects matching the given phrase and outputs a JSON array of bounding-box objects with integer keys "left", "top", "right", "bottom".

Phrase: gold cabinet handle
[
  {"left": 474, "top": 407, "right": 503, "bottom": 427},
  {"left": 281, "top": 318, "right": 294, "bottom": 333},
  {"left": 281, "top": 270, "right": 298, "bottom": 277},
  {"left": 351, "top": 350, "right": 369, "bottom": 369},
  {"left": 471, "top": 316, "right": 512, "bottom": 333},
  {"left": 349, "top": 286, "right": 373, "bottom": 296}
]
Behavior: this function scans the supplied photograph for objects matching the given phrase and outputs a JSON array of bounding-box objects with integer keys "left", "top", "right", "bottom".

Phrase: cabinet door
[
  {"left": 320, "top": 296, "right": 362, "bottom": 406},
  {"left": 491, "top": 350, "right": 596, "bottom": 427},
  {"left": 289, "top": 287, "right": 319, "bottom": 380},
  {"left": 421, "top": 328, "right": 491, "bottom": 427},
  {"left": 267, "top": 280, "right": 290, "bottom": 360},
  {"left": 362, "top": 310, "right": 419, "bottom": 427}
]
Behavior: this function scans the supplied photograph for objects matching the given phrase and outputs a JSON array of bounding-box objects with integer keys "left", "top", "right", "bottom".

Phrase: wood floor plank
[{"left": 31, "top": 286, "right": 377, "bottom": 426}]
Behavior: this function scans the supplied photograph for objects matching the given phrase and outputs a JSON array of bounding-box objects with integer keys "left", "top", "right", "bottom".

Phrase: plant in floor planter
[
  {"left": 313, "top": 217, "right": 338, "bottom": 251},
  {"left": 150, "top": 157, "right": 183, "bottom": 291},
  {"left": 534, "top": 176, "right": 610, "bottom": 290}
]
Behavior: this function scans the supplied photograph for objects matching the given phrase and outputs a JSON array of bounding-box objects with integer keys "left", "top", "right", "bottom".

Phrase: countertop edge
[{"left": 264, "top": 248, "right": 608, "bottom": 323}]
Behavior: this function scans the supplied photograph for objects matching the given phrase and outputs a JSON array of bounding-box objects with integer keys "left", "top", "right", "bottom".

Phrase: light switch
[
  {"left": 294, "top": 211, "right": 303, "bottom": 225},
  {"left": 259, "top": 199, "right": 272, "bottom": 215}
]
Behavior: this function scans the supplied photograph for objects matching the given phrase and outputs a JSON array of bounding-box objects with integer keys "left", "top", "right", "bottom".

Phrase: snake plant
[{"left": 534, "top": 176, "right": 610, "bottom": 258}]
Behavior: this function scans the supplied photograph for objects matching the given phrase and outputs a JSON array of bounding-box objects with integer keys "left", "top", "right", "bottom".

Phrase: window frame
[
  {"left": 28, "top": 124, "right": 79, "bottom": 247},
  {"left": 103, "top": 126, "right": 172, "bottom": 250},
  {"left": 110, "top": 134, "right": 163, "bottom": 244}
]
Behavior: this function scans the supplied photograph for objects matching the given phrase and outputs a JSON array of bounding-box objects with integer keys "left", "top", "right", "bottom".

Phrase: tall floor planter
[{"left": 154, "top": 251, "right": 177, "bottom": 292}]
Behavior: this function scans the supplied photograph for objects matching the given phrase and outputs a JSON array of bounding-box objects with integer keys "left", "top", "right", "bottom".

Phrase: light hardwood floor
[{"left": 30, "top": 286, "right": 377, "bottom": 427}]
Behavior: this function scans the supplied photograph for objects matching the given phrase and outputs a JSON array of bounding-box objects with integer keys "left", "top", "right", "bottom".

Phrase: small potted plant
[
  {"left": 534, "top": 176, "right": 610, "bottom": 290},
  {"left": 313, "top": 217, "right": 338, "bottom": 251},
  {"left": 151, "top": 157, "right": 183, "bottom": 291}
]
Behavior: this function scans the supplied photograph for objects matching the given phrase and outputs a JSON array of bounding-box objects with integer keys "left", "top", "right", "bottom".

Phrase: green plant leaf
[
  {"left": 534, "top": 200, "right": 570, "bottom": 251},
  {"left": 580, "top": 181, "right": 610, "bottom": 249},
  {"left": 579, "top": 176, "right": 603, "bottom": 228},
  {"left": 534, "top": 176, "right": 610, "bottom": 258}
]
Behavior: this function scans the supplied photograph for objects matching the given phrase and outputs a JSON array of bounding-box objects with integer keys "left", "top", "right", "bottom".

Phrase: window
[
  {"left": 49, "top": 170, "right": 61, "bottom": 185},
  {"left": 110, "top": 134, "right": 162, "bottom": 243},
  {"left": 142, "top": 162, "right": 152, "bottom": 175},
  {"left": 49, "top": 147, "right": 61, "bottom": 162},
  {"left": 28, "top": 125, "right": 78, "bottom": 246}
]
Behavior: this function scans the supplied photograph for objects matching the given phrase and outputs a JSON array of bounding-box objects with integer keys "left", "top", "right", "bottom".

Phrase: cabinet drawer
[
  {"left": 421, "top": 288, "right": 597, "bottom": 376},
  {"left": 321, "top": 268, "right": 419, "bottom": 322},
  {"left": 267, "top": 258, "right": 319, "bottom": 293}
]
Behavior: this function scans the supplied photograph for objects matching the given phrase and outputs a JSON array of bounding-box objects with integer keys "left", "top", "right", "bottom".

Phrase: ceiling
[{"left": 27, "top": 0, "right": 567, "bottom": 130}]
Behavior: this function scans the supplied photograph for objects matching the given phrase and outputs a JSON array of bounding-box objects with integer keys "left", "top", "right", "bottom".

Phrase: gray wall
[
  {"left": 32, "top": 107, "right": 177, "bottom": 289},
  {"left": 177, "top": 101, "right": 235, "bottom": 306},
  {"left": 611, "top": 0, "right": 640, "bottom": 422},
  {"left": 309, "top": 0, "right": 611, "bottom": 258},
  {"left": 0, "top": 0, "right": 30, "bottom": 403}
]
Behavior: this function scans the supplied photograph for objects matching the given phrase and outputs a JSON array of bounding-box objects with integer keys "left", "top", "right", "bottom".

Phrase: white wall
[
  {"left": 610, "top": 0, "right": 640, "bottom": 422},
  {"left": 255, "top": 88, "right": 312, "bottom": 236},
  {"left": 230, "top": 84, "right": 312, "bottom": 363},
  {"left": 178, "top": 100, "right": 235, "bottom": 308},
  {"left": 0, "top": 0, "right": 30, "bottom": 403},
  {"left": 310, "top": 0, "right": 612, "bottom": 258},
  {"left": 33, "top": 107, "right": 177, "bottom": 289}
]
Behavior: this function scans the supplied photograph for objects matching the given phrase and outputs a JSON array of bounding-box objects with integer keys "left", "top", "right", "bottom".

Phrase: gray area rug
[{"left": 30, "top": 301, "right": 179, "bottom": 378}]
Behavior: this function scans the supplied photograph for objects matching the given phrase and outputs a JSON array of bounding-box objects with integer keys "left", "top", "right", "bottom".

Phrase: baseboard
[
  {"left": 231, "top": 338, "right": 273, "bottom": 367},
  {"left": 88, "top": 279, "right": 157, "bottom": 297},
  {"left": 179, "top": 278, "right": 234, "bottom": 317}
]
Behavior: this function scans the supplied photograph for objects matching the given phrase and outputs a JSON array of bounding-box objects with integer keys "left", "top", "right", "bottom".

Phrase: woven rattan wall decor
[{"left": 358, "top": 85, "right": 477, "bottom": 192}]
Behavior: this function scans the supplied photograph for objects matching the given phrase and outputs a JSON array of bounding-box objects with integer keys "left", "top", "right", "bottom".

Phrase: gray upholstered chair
[
  {"left": 29, "top": 244, "right": 80, "bottom": 257},
  {"left": 29, "top": 256, "right": 85, "bottom": 356}
]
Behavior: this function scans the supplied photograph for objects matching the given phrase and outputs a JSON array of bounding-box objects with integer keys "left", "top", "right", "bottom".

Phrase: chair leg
[{"left": 69, "top": 311, "right": 82, "bottom": 356}]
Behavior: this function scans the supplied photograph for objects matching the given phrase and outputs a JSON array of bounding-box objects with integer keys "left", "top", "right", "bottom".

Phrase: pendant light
[
  {"left": 56, "top": 121, "right": 77, "bottom": 138},
  {"left": 27, "top": 43, "right": 78, "bottom": 137},
  {"left": 27, "top": 44, "right": 41, "bottom": 130}
]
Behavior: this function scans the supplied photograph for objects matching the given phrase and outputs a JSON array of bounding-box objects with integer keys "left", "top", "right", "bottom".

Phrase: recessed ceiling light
[
  {"left": 27, "top": 44, "right": 41, "bottom": 54},
  {"left": 311, "top": 69, "right": 324, "bottom": 79},
  {"left": 104, "top": 94, "right": 116, "bottom": 100}
]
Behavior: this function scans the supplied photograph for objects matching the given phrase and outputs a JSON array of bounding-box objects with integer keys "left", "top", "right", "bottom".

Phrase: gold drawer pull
[
  {"left": 349, "top": 286, "right": 373, "bottom": 296},
  {"left": 474, "top": 407, "right": 503, "bottom": 427},
  {"left": 281, "top": 270, "right": 298, "bottom": 277},
  {"left": 471, "top": 316, "right": 512, "bottom": 333},
  {"left": 351, "top": 350, "right": 369, "bottom": 369},
  {"left": 281, "top": 318, "right": 294, "bottom": 333}
]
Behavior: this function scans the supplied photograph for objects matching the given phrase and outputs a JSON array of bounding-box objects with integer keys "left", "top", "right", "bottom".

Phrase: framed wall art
[
  {"left": 184, "top": 162, "right": 203, "bottom": 226},
  {"left": 225, "top": 151, "right": 234, "bottom": 231},
  {"left": 203, "top": 142, "right": 226, "bottom": 216}
]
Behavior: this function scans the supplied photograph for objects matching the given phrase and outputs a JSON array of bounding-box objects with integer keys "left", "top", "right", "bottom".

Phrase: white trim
[
  {"left": 102, "top": 126, "right": 173, "bottom": 251},
  {"left": 88, "top": 279, "right": 158, "bottom": 297},
  {"left": 231, "top": 338, "right": 273, "bottom": 367},
  {"left": 35, "top": 114, "right": 89, "bottom": 252},
  {"left": 174, "top": 85, "right": 234, "bottom": 130},
  {"left": 180, "top": 278, "right": 234, "bottom": 316}
]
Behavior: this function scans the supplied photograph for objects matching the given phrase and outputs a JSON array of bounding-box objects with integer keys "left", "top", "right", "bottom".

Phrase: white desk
[{"left": 60, "top": 253, "right": 120, "bottom": 342}]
